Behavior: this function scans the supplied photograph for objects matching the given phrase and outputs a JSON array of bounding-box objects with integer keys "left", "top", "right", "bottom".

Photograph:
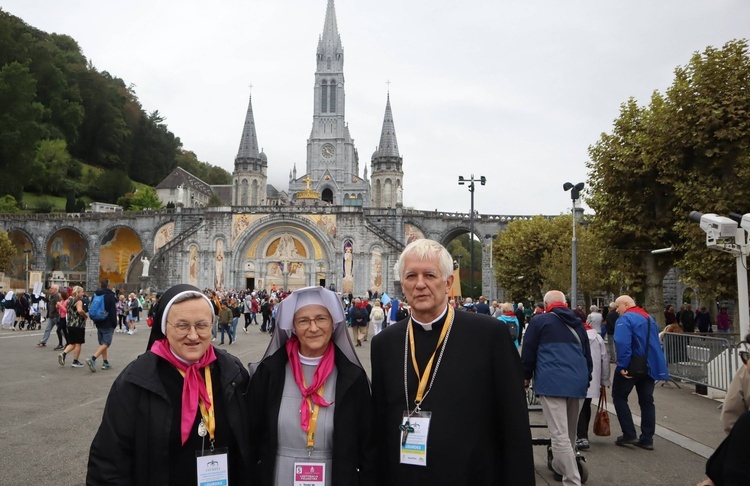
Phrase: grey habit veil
[{"left": 251, "top": 286, "right": 364, "bottom": 372}]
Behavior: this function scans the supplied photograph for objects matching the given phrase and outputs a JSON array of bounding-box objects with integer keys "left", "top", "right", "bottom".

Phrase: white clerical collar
[
  {"left": 299, "top": 352, "right": 324, "bottom": 366},
  {"left": 411, "top": 305, "right": 448, "bottom": 331}
]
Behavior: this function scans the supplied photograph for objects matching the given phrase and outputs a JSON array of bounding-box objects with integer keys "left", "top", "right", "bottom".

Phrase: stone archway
[
  {"left": 231, "top": 215, "right": 337, "bottom": 292},
  {"left": 99, "top": 226, "right": 143, "bottom": 287}
]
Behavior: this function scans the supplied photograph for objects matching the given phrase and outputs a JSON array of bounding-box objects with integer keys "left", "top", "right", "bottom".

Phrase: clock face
[{"left": 321, "top": 144, "right": 335, "bottom": 158}]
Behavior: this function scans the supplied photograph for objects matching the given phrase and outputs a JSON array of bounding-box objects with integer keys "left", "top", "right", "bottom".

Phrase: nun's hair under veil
[
  {"left": 252, "top": 285, "right": 364, "bottom": 372},
  {"left": 146, "top": 284, "right": 214, "bottom": 350}
]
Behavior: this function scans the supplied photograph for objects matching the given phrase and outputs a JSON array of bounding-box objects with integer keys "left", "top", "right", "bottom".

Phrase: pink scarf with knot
[
  {"left": 285, "top": 336, "right": 335, "bottom": 432},
  {"left": 150, "top": 339, "right": 217, "bottom": 445}
]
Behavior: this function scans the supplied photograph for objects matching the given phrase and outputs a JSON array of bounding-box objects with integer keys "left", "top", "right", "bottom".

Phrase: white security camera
[{"left": 689, "top": 211, "right": 738, "bottom": 239}]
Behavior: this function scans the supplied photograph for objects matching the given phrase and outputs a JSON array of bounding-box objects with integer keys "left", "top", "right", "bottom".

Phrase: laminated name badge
[
  {"left": 294, "top": 462, "right": 326, "bottom": 486},
  {"left": 399, "top": 411, "right": 431, "bottom": 466},
  {"left": 196, "top": 449, "right": 228, "bottom": 486}
]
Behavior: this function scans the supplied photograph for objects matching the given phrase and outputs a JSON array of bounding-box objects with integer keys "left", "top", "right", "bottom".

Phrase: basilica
[{"left": 0, "top": 0, "right": 505, "bottom": 299}]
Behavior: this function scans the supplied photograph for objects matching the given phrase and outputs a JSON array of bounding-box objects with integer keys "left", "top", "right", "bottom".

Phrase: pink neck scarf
[
  {"left": 285, "top": 336, "right": 335, "bottom": 432},
  {"left": 150, "top": 339, "right": 217, "bottom": 445}
]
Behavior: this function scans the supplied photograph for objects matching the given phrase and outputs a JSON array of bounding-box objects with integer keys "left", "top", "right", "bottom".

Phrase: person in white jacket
[{"left": 576, "top": 320, "right": 611, "bottom": 449}]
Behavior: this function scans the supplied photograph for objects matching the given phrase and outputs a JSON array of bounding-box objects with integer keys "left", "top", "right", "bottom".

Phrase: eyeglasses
[
  {"left": 293, "top": 316, "right": 332, "bottom": 330},
  {"left": 167, "top": 321, "right": 212, "bottom": 336},
  {"left": 740, "top": 351, "right": 749, "bottom": 365}
]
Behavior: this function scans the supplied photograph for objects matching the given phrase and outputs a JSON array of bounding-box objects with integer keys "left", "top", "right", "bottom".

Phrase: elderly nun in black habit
[
  {"left": 247, "top": 285, "right": 377, "bottom": 485},
  {"left": 87, "top": 284, "right": 252, "bottom": 485}
]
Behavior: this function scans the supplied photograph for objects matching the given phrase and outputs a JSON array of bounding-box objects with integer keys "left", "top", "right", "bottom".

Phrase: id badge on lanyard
[
  {"left": 294, "top": 462, "right": 326, "bottom": 485},
  {"left": 196, "top": 448, "right": 229, "bottom": 485},
  {"left": 399, "top": 410, "right": 432, "bottom": 466}
]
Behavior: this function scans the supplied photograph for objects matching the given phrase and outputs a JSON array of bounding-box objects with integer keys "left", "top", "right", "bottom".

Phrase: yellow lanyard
[
  {"left": 408, "top": 305, "right": 454, "bottom": 404},
  {"left": 178, "top": 366, "right": 216, "bottom": 442},
  {"left": 303, "top": 377, "right": 324, "bottom": 450}
]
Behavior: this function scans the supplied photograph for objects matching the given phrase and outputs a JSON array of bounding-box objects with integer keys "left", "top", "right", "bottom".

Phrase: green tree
[
  {"left": 587, "top": 95, "right": 677, "bottom": 317},
  {"left": 128, "top": 187, "right": 162, "bottom": 211},
  {"left": 661, "top": 40, "right": 750, "bottom": 302},
  {"left": 0, "top": 231, "right": 17, "bottom": 273},
  {"left": 90, "top": 169, "right": 133, "bottom": 203},
  {"left": 0, "top": 195, "right": 20, "bottom": 213},
  {"left": 588, "top": 40, "right": 750, "bottom": 317},
  {"left": 0, "top": 61, "right": 44, "bottom": 201},
  {"left": 494, "top": 216, "right": 568, "bottom": 303},
  {"left": 29, "top": 139, "right": 72, "bottom": 195}
]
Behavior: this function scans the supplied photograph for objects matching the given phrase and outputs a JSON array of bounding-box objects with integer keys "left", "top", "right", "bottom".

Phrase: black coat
[
  {"left": 371, "top": 309, "right": 535, "bottom": 485},
  {"left": 87, "top": 348, "right": 252, "bottom": 485},
  {"left": 248, "top": 345, "right": 377, "bottom": 486}
]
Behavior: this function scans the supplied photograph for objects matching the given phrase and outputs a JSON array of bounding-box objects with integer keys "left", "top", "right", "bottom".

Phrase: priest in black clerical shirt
[{"left": 371, "top": 239, "right": 535, "bottom": 485}]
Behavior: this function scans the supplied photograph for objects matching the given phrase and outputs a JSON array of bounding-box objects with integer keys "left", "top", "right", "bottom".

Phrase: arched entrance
[{"left": 99, "top": 226, "right": 143, "bottom": 286}]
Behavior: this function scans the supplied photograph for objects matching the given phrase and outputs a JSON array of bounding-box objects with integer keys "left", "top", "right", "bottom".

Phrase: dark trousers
[
  {"left": 219, "top": 323, "right": 234, "bottom": 344},
  {"left": 576, "top": 398, "right": 593, "bottom": 439},
  {"left": 243, "top": 313, "right": 251, "bottom": 329},
  {"left": 56, "top": 317, "right": 69, "bottom": 347},
  {"left": 612, "top": 372, "right": 656, "bottom": 444}
]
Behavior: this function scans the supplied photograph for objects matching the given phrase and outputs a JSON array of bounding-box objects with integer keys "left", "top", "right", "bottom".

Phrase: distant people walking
[
  {"left": 36, "top": 284, "right": 61, "bottom": 347},
  {"left": 58, "top": 286, "right": 88, "bottom": 368},
  {"left": 605, "top": 302, "right": 618, "bottom": 363},
  {"left": 85, "top": 279, "right": 118, "bottom": 372},
  {"left": 522, "top": 290, "right": 592, "bottom": 485},
  {"left": 696, "top": 307, "right": 712, "bottom": 333},
  {"left": 716, "top": 307, "right": 731, "bottom": 334},
  {"left": 680, "top": 304, "right": 696, "bottom": 333},
  {"left": 612, "top": 295, "right": 669, "bottom": 451},
  {"left": 576, "top": 320, "right": 611, "bottom": 450},
  {"left": 1, "top": 291, "right": 15, "bottom": 330},
  {"left": 586, "top": 305, "right": 603, "bottom": 335}
]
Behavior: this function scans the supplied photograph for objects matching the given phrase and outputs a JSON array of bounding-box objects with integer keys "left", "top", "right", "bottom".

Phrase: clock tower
[{"left": 288, "top": 0, "right": 370, "bottom": 206}]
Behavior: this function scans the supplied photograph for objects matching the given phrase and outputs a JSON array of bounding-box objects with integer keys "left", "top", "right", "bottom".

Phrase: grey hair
[
  {"left": 500, "top": 302, "right": 515, "bottom": 313},
  {"left": 397, "top": 239, "right": 453, "bottom": 281}
]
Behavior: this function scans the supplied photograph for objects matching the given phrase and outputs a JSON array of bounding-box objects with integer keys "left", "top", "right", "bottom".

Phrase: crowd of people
[{"left": 7, "top": 238, "right": 747, "bottom": 484}]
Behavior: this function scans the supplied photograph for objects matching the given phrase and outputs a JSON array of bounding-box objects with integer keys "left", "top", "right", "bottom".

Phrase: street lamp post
[
  {"left": 458, "top": 174, "right": 486, "bottom": 299},
  {"left": 563, "top": 182, "right": 584, "bottom": 309}
]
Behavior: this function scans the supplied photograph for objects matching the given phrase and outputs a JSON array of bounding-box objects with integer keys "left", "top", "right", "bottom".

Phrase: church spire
[
  {"left": 236, "top": 93, "right": 260, "bottom": 160},
  {"left": 375, "top": 92, "right": 400, "bottom": 158},
  {"left": 316, "top": 0, "right": 343, "bottom": 72}
]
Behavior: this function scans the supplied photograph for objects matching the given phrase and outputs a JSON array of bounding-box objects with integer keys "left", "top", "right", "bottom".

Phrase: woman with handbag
[{"left": 576, "top": 320, "right": 611, "bottom": 449}]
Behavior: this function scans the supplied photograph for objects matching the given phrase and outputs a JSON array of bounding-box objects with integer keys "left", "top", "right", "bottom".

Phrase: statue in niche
[
  {"left": 140, "top": 257, "right": 150, "bottom": 277},
  {"left": 214, "top": 240, "right": 225, "bottom": 290},
  {"left": 343, "top": 247, "right": 353, "bottom": 278}
]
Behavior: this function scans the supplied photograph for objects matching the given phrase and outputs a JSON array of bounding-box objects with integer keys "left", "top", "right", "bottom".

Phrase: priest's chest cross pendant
[{"left": 400, "top": 421, "right": 415, "bottom": 445}]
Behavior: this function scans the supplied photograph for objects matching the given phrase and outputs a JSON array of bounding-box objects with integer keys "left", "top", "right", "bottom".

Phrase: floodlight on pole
[
  {"left": 458, "top": 174, "right": 486, "bottom": 299},
  {"left": 563, "top": 182, "right": 585, "bottom": 308}
]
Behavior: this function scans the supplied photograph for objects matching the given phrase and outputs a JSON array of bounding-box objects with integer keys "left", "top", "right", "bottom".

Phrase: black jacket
[
  {"left": 87, "top": 348, "right": 252, "bottom": 485},
  {"left": 248, "top": 345, "right": 377, "bottom": 486}
]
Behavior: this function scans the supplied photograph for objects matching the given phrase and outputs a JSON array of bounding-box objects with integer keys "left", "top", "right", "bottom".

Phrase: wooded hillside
[{"left": 0, "top": 9, "right": 230, "bottom": 209}]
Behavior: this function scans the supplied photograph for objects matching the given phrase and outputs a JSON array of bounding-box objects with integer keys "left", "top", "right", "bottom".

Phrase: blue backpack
[{"left": 89, "top": 293, "right": 108, "bottom": 322}]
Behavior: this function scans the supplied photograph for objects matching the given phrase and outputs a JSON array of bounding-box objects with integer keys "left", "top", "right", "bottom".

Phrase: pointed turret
[
  {"left": 374, "top": 93, "right": 400, "bottom": 158},
  {"left": 236, "top": 94, "right": 260, "bottom": 160},
  {"left": 233, "top": 92, "right": 267, "bottom": 206},
  {"left": 370, "top": 92, "right": 404, "bottom": 209}
]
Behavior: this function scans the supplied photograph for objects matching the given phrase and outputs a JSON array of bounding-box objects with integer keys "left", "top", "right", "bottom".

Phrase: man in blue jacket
[
  {"left": 612, "top": 295, "right": 669, "bottom": 450},
  {"left": 522, "top": 290, "right": 592, "bottom": 485},
  {"left": 85, "top": 279, "right": 118, "bottom": 372}
]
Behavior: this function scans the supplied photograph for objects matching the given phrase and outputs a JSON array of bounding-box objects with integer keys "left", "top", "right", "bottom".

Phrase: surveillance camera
[{"left": 689, "top": 211, "right": 739, "bottom": 250}]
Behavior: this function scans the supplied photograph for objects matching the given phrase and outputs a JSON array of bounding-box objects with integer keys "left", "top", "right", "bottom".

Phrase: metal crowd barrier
[{"left": 661, "top": 332, "right": 741, "bottom": 393}]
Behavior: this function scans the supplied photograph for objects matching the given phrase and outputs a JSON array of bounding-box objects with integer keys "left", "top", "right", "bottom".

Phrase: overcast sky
[{"left": 3, "top": 0, "right": 748, "bottom": 215}]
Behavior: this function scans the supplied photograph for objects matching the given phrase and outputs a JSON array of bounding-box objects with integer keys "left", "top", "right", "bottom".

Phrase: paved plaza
[{"left": 0, "top": 323, "right": 724, "bottom": 485}]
